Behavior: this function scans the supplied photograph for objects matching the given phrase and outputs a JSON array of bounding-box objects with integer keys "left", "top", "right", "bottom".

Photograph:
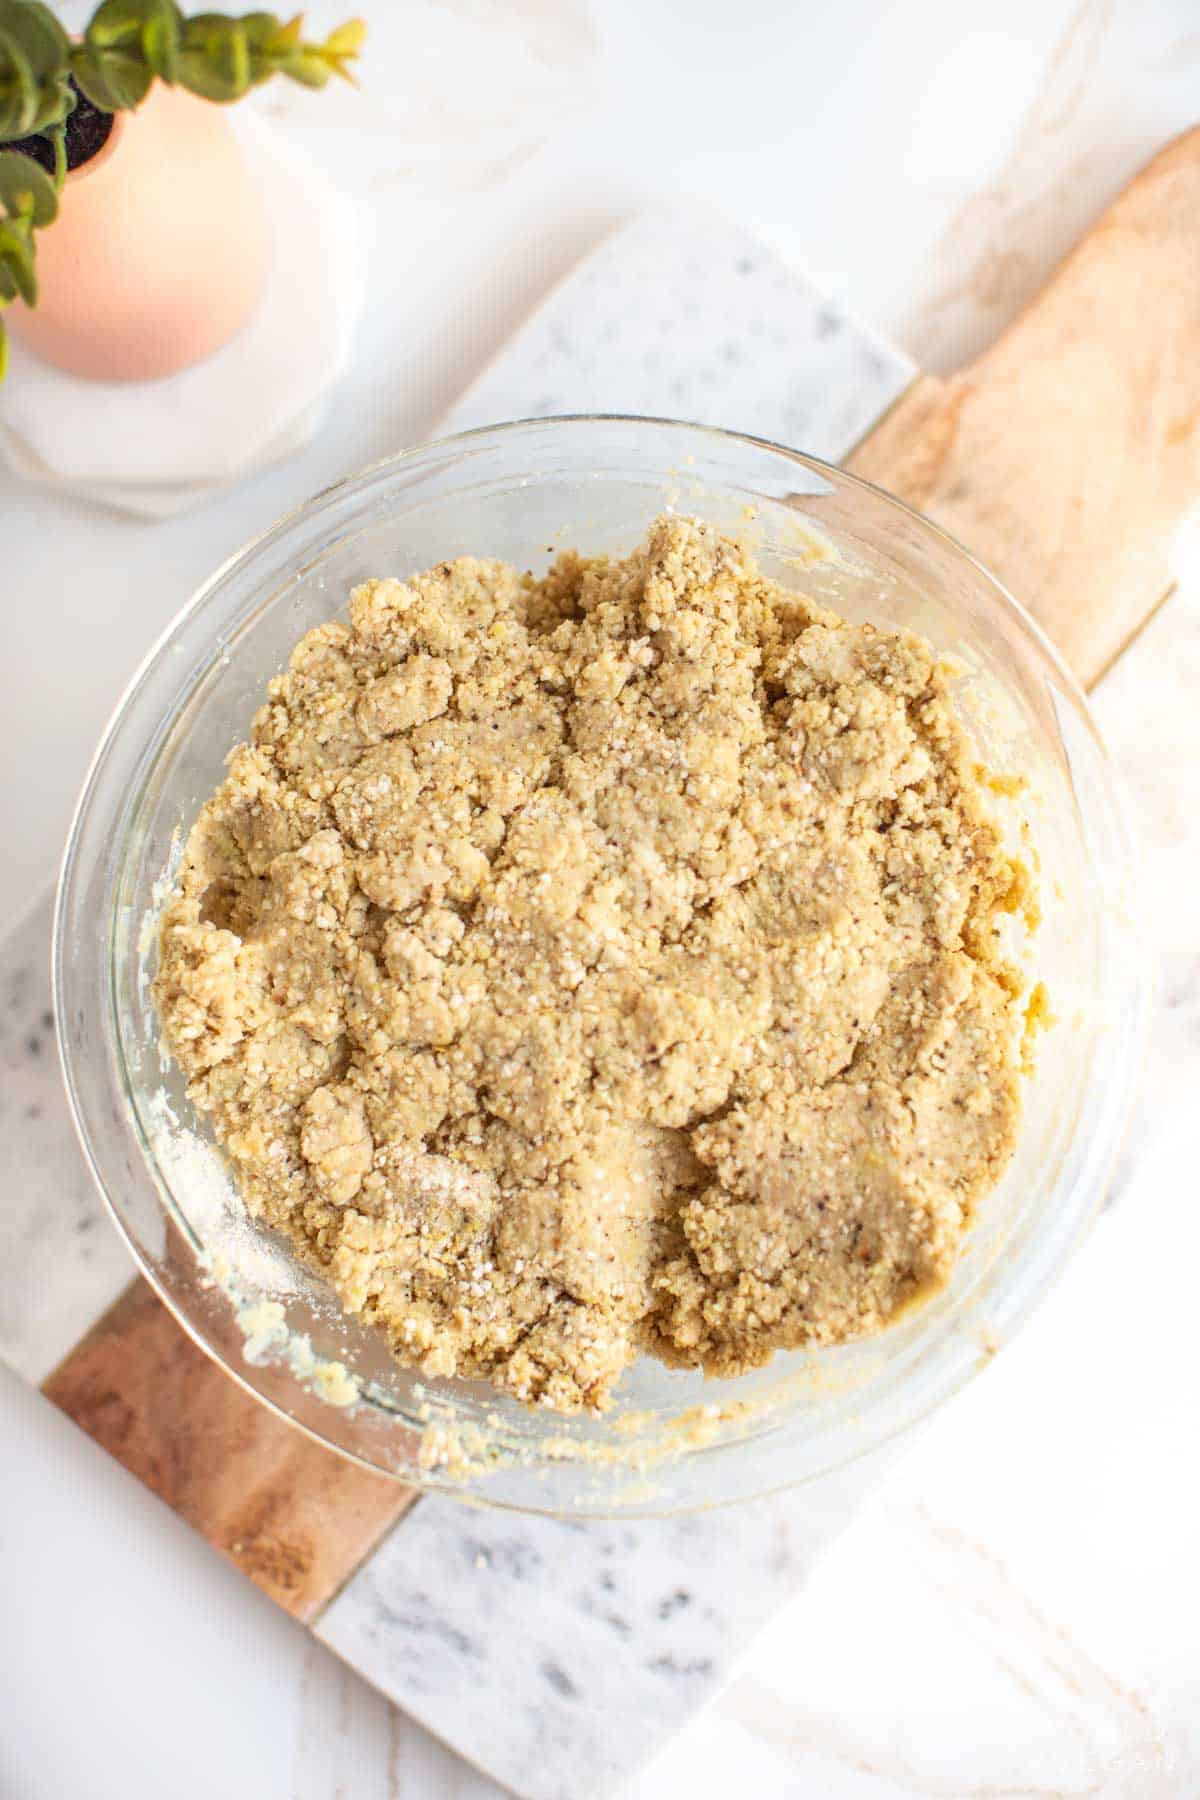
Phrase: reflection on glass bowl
[{"left": 55, "top": 418, "right": 1144, "bottom": 1517}]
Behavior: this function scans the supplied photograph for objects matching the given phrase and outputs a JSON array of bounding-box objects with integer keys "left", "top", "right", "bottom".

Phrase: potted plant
[{"left": 0, "top": 1, "right": 363, "bottom": 380}]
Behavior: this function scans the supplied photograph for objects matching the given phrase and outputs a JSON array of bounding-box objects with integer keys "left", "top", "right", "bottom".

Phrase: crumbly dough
[{"left": 156, "top": 517, "right": 1031, "bottom": 1413}]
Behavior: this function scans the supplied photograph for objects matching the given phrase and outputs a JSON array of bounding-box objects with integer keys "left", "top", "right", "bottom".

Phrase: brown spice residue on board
[{"left": 155, "top": 516, "right": 1032, "bottom": 1414}]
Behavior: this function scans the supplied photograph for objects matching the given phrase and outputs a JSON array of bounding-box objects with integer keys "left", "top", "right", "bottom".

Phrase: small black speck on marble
[{"left": 541, "top": 1661, "right": 579, "bottom": 1699}]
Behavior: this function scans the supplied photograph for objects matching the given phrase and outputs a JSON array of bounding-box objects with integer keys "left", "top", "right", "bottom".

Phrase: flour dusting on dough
[{"left": 155, "top": 517, "right": 1032, "bottom": 1414}]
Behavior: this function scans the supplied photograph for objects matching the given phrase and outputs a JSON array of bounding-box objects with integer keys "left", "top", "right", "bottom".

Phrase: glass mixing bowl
[{"left": 55, "top": 418, "right": 1144, "bottom": 1516}]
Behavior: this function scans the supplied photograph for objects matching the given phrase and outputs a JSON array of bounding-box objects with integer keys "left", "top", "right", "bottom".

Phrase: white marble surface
[
  {"left": 0, "top": 898, "right": 133, "bottom": 1384},
  {"left": 2, "top": 0, "right": 1199, "bottom": 1796},
  {"left": 316, "top": 1475, "right": 890, "bottom": 1800}
]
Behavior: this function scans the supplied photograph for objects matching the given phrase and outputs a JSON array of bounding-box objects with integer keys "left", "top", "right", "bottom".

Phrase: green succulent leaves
[
  {"left": 0, "top": 2, "right": 73, "bottom": 138},
  {"left": 0, "top": 142, "right": 56, "bottom": 221},
  {"left": 70, "top": 0, "right": 171, "bottom": 111},
  {"left": 0, "top": 2, "right": 363, "bottom": 381},
  {"left": 175, "top": 12, "right": 365, "bottom": 102},
  {"left": 71, "top": 4, "right": 364, "bottom": 110},
  {"left": 0, "top": 2, "right": 365, "bottom": 127},
  {"left": 0, "top": 143, "right": 58, "bottom": 376}
]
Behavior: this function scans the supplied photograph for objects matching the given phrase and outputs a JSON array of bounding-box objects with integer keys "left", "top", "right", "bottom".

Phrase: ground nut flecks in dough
[{"left": 155, "top": 517, "right": 1032, "bottom": 1413}]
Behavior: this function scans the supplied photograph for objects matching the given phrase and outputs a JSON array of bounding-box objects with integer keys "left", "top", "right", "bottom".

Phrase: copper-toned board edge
[
  {"left": 41, "top": 1274, "right": 417, "bottom": 1624},
  {"left": 848, "top": 125, "right": 1200, "bottom": 691}
]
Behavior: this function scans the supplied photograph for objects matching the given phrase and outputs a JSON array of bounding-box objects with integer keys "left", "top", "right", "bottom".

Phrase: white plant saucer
[{"left": 0, "top": 113, "right": 358, "bottom": 518}]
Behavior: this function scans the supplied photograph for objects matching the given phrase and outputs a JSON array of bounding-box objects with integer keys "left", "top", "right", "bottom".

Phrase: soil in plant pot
[{"left": 10, "top": 82, "right": 113, "bottom": 175}]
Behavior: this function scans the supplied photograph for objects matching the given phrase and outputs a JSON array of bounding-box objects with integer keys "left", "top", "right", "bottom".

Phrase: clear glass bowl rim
[{"left": 53, "top": 415, "right": 1146, "bottom": 1516}]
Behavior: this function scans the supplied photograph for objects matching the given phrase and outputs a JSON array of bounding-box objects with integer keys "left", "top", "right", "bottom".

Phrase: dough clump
[{"left": 156, "top": 517, "right": 1030, "bottom": 1412}]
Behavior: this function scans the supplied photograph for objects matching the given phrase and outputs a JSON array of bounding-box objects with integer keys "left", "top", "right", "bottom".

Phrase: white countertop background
[{"left": 3, "top": 2, "right": 1199, "bottom": 1795}]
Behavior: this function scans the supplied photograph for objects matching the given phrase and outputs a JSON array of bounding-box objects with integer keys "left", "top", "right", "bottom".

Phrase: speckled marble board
[
  {"left": 316, "top": 1460, "right": 896, "bottom": 1800},
  {"left": 440, "top": 206, "right": 915, "bottom": 447},
  {"left": 0, "top": 211, "right": 916, "bottom": 1800}
]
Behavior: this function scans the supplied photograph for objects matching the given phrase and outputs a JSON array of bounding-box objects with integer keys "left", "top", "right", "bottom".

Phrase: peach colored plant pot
[{"left": 9, "top": 84, "right": 268, "bottom": 382}]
